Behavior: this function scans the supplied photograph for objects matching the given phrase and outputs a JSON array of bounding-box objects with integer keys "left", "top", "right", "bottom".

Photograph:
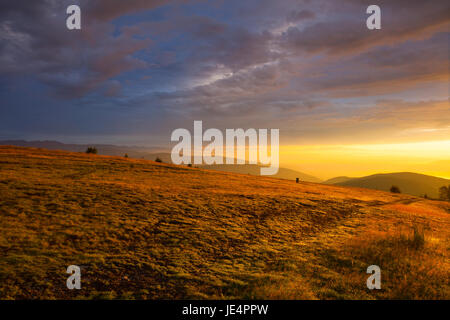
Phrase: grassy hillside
[
  {"left": 330, "top": 172, "right": 449, "bottom": 198},
  {"left": 0, "top": 141, "right": 321, "bottom": 182},
  {"left": 0, "top": 146, "right": 449, "bottom": 300},
  {"left": 0, "top": 140, "right": 163, "bottom": 160}
]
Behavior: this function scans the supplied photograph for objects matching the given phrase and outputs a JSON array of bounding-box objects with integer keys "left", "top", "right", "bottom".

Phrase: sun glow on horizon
[{"left": 280, "top": 140, "right": 450, "bottom": 180}]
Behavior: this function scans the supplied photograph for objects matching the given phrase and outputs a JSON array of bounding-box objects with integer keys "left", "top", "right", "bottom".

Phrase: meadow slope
[{"left": 0, "top": 146, "right": 449, "bottom": 299}]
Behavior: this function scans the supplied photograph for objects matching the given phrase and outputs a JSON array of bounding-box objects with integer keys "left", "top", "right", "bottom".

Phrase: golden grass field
[{"left": 0, "top": 146, "right": 449, "bottom": 299}]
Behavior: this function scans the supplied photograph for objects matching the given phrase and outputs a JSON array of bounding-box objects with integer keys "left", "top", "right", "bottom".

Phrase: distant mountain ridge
[
  {"left": 326, "top": 172, "right": 449, "bottom": 198},
  {"left": 197, "top": 164, "right": 322, "bottom": 182},
  {"left": 0, "top": 140, "right": 321, "bottom": 183},
  {"left": 0, "top": 140, "right": 163, "bottom": 158},
  {"left": 323, "top": 176, "right": 354, "bottom": 184}
]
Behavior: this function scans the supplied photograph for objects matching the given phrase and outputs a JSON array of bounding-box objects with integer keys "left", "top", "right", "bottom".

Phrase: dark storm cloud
[
  {"left": 300, "top": 33, "right": 449, "bottom": 97},
  {"left": 280, "top": 0, "right": 450, "bottom": 55},
  {"left": 126, "top": 0, "right": 449, "bottom": 117},
  {"left": 85, "top": 0, "right": 173, "bottom": 22},
  {"left": 138, "top": 29, "right": 448, "bottom": 120},
  {"left": 1, "top": 0, "right": 449, "bottom": 144},
  {"left": 120, "top": 15, "right": 276, "bottom": 77},
  {"left": 0, "top": 0, "right": 159, "bottom": 98},
  {"left": 2, "top": 0, "right": 448, "bottom": 99},
  {"left": 286, "top": 10, "right": 316, "bottom": 23},
  {"left": 190, "top": 27, "right": 276, "bottom": 72}
]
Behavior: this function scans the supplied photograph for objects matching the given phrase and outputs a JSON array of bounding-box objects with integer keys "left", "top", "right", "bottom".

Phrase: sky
[{"left": 0, "top": 0, "right": 449, "bottom": 179}]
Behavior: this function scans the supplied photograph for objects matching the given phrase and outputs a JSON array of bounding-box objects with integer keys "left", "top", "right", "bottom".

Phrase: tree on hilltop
[{"left": 86, "top": 147, "right": 98, "bottom": 154}]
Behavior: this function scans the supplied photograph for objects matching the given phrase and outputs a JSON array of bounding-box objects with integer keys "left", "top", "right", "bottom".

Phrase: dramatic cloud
[
  {"left": 286, "top": 10, "right": 316, "bottom": 23},
  {"left": 84, "top": 0, "right": 173, "bottom": 22},
  {"left": 0, "top": 0, "right": 157, "bottom": 98},
  {"left": 280, "top": 0, "right": 449, "bottom": 55},
  {"left": 0, "top": 0, "right": 448, "bottom": 146}
]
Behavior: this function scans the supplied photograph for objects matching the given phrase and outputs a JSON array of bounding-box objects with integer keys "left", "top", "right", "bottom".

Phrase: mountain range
[
  {"left": 324, "top": 172, "right": 449, "bottom": 198},
  {"left": 1, "top": 140, "right": 448, "bottom": 197}
]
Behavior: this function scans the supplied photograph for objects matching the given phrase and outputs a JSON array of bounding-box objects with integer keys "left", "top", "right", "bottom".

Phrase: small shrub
[
  {"left": 395, "top": 225, "right": 425, "bottom": 250},
  {"left": 390, "top": 185, "right": 401, "bottom": 193},
  {"left": 411, "top": 226, "right": 425, "bottom": 249},
  {"left": 124, "top": 154, "right": 128, "bottom": 158},
  {"left": 86, "top": 147, "right": 98, "bottom": 154},
  {"left": 155, "top": 157, "right": 163, "bottom": 163},
  {"left": 438, "top": 185, "right": 450, "bottom": 201}
]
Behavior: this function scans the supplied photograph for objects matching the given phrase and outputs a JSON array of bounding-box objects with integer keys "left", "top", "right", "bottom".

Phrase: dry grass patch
[{"left": 0, "top": 146, "right": 448, "bottom": 299}]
